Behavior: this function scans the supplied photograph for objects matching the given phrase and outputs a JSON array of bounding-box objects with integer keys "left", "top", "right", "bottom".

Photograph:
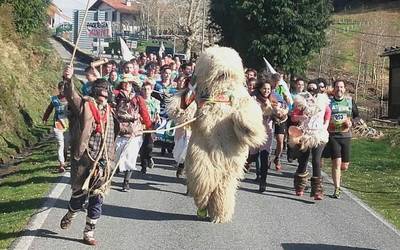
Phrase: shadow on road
[
  {"left": 102, "top": 204, "right": 198, "bottom": 222},
  {"left": 3, "top": 229, "right": 82, "bottom": 245},
  {"left": 281, "top": 243, "right": 376, "bottom": 250},
  {"left": 239, "top": 186, "right": 315, "bottom": 205}
]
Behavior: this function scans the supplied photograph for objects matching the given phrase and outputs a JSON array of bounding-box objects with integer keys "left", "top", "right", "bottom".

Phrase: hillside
[
  {"left": 307, "top": 1, "right": 400, "bottom": 119},
  {"left": 0, "top": 5, "right": 63, "bottom": 162}
]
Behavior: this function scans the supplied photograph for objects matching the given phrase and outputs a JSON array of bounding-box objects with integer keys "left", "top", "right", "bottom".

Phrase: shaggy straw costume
[
  {"left": 289, "top": 92, "right": 330, "bottom": 197},
  {"left": 169, "top": 47, "right": 265, "bottom": 223},
  {"left": 288, "top": 92, "right": 330, "bottom": 151}
]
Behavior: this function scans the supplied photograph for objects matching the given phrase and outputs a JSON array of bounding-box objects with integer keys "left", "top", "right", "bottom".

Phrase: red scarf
[{"left": 88, "top": 101, "right": 109, "bottom": 133}]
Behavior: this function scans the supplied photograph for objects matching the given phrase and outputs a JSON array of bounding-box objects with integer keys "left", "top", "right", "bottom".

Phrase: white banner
[
  {"left": 263, "top": 57, "right": 290, "bottom": 94},
  {"left": 86, "top": 21, "right": 112, "bottom": 38},
  {"left": 120, "top": 37, "right": 134, "bottom": 61}
]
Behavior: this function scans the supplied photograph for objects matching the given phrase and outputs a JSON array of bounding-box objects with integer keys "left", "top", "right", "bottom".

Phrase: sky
[{"left": 52, "top": 0, "right": 97, "bottom": 21}]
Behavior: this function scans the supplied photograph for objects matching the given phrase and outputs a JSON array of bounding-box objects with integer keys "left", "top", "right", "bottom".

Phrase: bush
[{"left": 0, "top": 0, "right": 50, "bottom": 36}]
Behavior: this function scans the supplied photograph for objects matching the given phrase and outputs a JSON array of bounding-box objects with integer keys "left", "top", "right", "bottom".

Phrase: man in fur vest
[
  {"left": 59, "top": 66, "right": 118, "bottom": 245},
  {"left": 168, "top": 47, "right": 266, "bottom": 223}
]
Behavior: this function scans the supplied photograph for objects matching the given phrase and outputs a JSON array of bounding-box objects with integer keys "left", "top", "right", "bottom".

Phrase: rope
[
  {"left": 142, "top": 116, "right": 199, "bottom": 134},
  {"left": 69, "top": 0, "right": 91, "bottom": 67},
  {"left": 81, "top": 106, "right": 110, "bottom": 193},
  {"left": 98, "top": 114, "right": 200, "bottom": 189}
]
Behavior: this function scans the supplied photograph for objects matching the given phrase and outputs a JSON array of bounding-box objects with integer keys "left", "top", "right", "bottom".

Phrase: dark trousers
[
  {"left": 296, "top": 144, "right": 325, "bottom": 177},
  {"left": 69, "top": 192, "right": 103, "bottom": 220},
  {"left": 139, "top": 134, "right": 153, "bottom": 169},
  {"left": 259, "top": 150, "right": 270, "bottom": 184},
  {"left": 250, "top": 150, "right": 269, "bottom": 183}
]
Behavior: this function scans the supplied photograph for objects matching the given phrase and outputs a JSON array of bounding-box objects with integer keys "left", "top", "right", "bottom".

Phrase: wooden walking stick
[{"left": 69, "top": 0, "right": 91, "bottom": 67}]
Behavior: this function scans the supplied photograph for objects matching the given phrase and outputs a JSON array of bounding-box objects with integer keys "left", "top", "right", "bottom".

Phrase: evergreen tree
[{"left": 210, "top": 0, "right": 333, "bottom": 75}]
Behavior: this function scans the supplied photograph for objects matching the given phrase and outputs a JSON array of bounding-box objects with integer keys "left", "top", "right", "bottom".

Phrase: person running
[
  {"left": 171, "top": 76, "right": 193, "bottom": 179},
  {"left": 270, "top": 73, "right": 291, "bottom": 171},
  {"left": 59, "top": 66, "right": 117, "bottom": 246},
  {"left": 287, "top": 77, "right": 305, "bottom": 162},
  {"left": 325, "top": 79, "right": 359, "bottom": 198},
  {"left": 42, "top": 81, "right": 70, "bottom": 173},
  {"left": 139, "top": 81, "right": 161, "bottom": 174},
  {"left": 251, "top": 78, "right": 275, "bottom": 192},
  {"left": 290, "top": 81, "right": 331, "bottom": 199},
  {"left": 153, "top": 66, "right": 177, "bottom": 155},
  {"left": 114, "top": 78, "right": 152, "bottom": 192}
]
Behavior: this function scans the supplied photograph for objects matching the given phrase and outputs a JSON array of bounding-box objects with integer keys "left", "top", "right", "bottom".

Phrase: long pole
[
  {"left": 201, "top": 0, "right": 206, "bottom": 52},
  {"left": 69, "top": 0, "right": 91, "bottom": 67}
]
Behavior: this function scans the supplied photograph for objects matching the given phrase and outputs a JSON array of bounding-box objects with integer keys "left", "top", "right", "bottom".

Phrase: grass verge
[
  {"left": 0, "top": 137, "right": 62, "bottom": 249},
  {"left": 341, "top": 134, "right": 400, "bottom": 230}
]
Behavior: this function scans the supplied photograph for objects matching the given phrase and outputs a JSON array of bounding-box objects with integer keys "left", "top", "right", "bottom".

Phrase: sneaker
[
  {"left": 196, "top": 208, "right": 207, "bottom": 219},
  {"left": 121, "top": 181, "right": 130, "bottom": 192},
  {"left": 58, "top": 166, "right": 65, "bottom": 173},
  {"left": 331, "top": 187, "right": 341, "bottom": 199}
]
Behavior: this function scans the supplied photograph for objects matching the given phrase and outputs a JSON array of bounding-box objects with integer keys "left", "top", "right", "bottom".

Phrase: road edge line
[
  {"left": 320, "top": 170, "right": 400, "bottom": 237},
  {"left": 10, "top": 173, "right": 70, "bottom": 250}
]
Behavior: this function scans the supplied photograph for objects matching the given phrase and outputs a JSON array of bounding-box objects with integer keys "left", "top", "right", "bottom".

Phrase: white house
[{"left": 89, "top": 0, "right": 141, "bottom": 36}]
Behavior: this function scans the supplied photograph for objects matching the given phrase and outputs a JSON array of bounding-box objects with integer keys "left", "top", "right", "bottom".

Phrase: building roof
[
  {"left": 381, "top": 46, "right": 400, "bottom": 57},
  {"left": 89, "top": 0, "right": 140, "bottom": 14}
]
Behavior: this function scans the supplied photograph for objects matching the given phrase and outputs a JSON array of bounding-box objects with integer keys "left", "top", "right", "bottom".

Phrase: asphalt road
[
  {"left": 10, "top": 145, "right": 400, "bottom": 250},
  {"left": 14, "top": 39, "right": 400, "bottom": 250}
]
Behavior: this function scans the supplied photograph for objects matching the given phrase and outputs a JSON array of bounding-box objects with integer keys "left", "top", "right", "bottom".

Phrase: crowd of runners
[{"left": 42, "top": 52, "right": 359, "bottom": 245}]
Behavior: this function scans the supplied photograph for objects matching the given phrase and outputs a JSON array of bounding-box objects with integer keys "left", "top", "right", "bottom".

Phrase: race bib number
[{"left": 333, "top": 113, "right": 347, "bottom": 124}]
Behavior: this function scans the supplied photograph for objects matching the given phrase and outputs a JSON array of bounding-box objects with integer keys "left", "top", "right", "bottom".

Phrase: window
[
  {"left": 112, "top": 11, "right": 117, "bottom": 22},
  {"left": 105, "top": 12, "right": 108, "bottom": 21}
]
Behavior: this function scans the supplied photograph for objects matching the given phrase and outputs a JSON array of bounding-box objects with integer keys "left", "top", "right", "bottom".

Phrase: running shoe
[
  {"left": 197, "top": 208, "right": 207, "bottom": 219},
  {"left": 331, "top": 187, "right": 341, "bottom": 199},
  {"left": 58, "top": 166, "right": 65, "bottom": 173}
]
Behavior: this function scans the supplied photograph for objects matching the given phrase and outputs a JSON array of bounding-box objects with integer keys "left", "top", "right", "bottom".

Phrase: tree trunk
[{"left": 184, "top": 37, "right": 193, "bottom": 60}]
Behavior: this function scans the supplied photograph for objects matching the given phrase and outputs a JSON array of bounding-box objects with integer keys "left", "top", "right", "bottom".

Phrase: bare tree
[{"left": 138, "top": 0, "right": 211, "bottom": 58}]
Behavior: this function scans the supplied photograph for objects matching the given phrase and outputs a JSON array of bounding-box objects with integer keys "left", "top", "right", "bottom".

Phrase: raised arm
[{"left": 63, "top": 66, "right": 83, "bottom": 114}]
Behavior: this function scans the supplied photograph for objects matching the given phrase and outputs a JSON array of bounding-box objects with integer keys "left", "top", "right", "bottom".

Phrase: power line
[
  {"left": 331, "top": 28, "right": 385, "bottom": 47},
  {"left": 332, "top": 27, "right": 400, "bottom": 38}
]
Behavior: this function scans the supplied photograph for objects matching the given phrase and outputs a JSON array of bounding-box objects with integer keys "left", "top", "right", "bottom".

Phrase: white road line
[
  {"left": 320, "top": 170, "right": 400, "bottom": 237},
  {"left": 10, "top": 173, "right": 70, "bottom": 250}
]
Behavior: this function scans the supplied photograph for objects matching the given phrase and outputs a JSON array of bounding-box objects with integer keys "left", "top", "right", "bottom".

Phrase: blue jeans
[{"left": 69, "top": 192, "right": 103, "bottom": 220}]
